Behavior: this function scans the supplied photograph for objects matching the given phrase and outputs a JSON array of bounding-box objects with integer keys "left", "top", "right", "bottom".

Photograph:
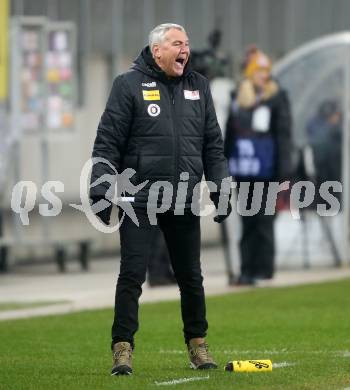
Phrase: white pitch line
[
  {"left": 159, "top": 349, "right": 349, "bottom": 355},
  {"left": 220, "top": 350, "right": 289, "bottom": 355},
  {"left": 154, "top": 375, "right": 210, "bottom": 386},
  {"left": 159, "top": 349, "right": 185, "bottom": 354},
  {"left": 273, "top": 361, "right": 295, "bottom": 368}
]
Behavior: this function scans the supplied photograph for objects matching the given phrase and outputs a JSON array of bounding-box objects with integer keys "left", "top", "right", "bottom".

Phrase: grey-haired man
[{"left": 90, "top": 23, "right": 231, "bottom": 375}]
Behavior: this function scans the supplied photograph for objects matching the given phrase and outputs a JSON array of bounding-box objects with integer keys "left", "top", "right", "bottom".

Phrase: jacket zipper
[{"left": 169, "top": 84, "right": 179, "bottom": 204}]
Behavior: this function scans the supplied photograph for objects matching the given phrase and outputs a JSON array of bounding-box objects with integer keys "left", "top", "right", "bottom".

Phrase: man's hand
[
  {"left": 90, "top": 196, "right": 113, "bottom": 225},
  {"left": 210, "top": 192, "right": 232, "bottom": 223}
]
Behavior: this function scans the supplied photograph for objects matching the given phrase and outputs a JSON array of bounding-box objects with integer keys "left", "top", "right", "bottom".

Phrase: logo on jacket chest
[
  {"left": 184, "top": 90, "right": 200, "bottom": 100},
  {"left": 147, "top": 103, "right": 161, "bottom": 117},
  {"left": 142, "top": 81, "right": 157, "bottom": 87},
  {"left": 143, "top": 89, "right": 160, "bottom": 100}
]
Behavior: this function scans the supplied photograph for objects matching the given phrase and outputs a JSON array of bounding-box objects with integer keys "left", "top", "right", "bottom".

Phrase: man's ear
[{"left": 152, "top": 44, "right": 161, "bottom": 59}]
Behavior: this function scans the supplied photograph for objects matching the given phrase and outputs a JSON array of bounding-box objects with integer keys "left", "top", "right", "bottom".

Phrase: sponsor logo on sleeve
[
  {"left": 184, "top": 90, "right": 200, "bottom": 100},
  {"left": 143, "top": 89, "right": 160, "bottom": 100}
]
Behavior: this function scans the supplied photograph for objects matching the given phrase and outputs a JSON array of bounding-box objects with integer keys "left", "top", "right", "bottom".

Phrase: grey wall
[{"left": 12, "top": 0, "right": 350, "bottom": 69}]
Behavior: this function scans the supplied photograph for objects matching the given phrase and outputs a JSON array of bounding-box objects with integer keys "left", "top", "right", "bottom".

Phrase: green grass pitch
[{"left": 0, "top": 278, "right": 349, "bottom": 389}]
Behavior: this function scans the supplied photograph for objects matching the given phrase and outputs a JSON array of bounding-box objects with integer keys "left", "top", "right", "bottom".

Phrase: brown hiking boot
[
  {"left": 187, "top": 339, "right": 218, "bottom": 370},
  {"left": 111, "top": 342, "right": 133, "bottom": 375}
]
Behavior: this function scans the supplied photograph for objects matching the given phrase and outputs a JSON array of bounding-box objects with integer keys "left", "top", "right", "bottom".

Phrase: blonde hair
[{"left": 244, "top": 51, "right": 272, "bottom": 79}]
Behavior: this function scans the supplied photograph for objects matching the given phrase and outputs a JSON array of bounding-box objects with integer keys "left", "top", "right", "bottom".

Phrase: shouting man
[{"left": 90, "top": 23, "right": 231, "bottom": 375}]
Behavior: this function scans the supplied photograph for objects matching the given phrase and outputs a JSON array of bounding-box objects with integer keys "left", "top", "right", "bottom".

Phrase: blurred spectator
[
  {"left": 306, "top": 100, "right": 342, "bottom": 201},
  {"left": 224, "top": 47, "right": 292, "bottom": 285}
]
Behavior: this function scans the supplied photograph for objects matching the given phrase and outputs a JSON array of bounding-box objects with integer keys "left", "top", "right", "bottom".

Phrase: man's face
[{"left": 152, "top": 28, "right": 190, "bottom": 77}]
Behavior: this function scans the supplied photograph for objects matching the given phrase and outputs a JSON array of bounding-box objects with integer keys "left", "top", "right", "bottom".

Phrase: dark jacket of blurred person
[
  {"left": 307, "top": 100, "right": 342, "bottom": 184},
  {"left": 305, "top": 100, "right": 342, "bottom": 206},
  {"left": 224, "top": 48, "right": 292, "bottom": 284}
]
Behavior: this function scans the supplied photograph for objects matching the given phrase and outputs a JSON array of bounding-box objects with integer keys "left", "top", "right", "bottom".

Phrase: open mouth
[{"left": 175, "top": 58, "right": 185, "bottom": 66}]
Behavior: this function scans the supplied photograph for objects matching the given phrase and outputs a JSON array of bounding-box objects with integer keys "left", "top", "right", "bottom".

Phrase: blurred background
[{"left": 0, "top": 0, "right": 350, "bottom": 285}]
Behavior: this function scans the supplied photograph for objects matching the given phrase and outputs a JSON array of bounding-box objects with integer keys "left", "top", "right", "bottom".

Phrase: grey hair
[{"left": 148, "top": 23, "right": 186, "bottom": 49}]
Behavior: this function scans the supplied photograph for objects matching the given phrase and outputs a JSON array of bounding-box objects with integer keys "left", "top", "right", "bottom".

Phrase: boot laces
[
  {"left": 113, "top": 344, "right": 131, "bottom": 365},
  {"left": 191, "top": 343, "right": 212, "bottom": 362}
]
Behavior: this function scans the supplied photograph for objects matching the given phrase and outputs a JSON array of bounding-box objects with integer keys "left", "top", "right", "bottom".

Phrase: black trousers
[
  {"left": 237, "top": 181, "right": 276, "bottom": 279},
  {"left": 111, "top": 208, "right": 208, "bottom": 348},
  {"left": 240, "top": 214, "right": 275, "bottom": 278},
  {"left": 147, "top": 228, "right": 174, "bottom": 282}
]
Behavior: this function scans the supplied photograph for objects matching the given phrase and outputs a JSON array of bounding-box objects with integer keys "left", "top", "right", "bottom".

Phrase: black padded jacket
[{"left": 90, "top": 46, "right": 229, "bottom": 215}]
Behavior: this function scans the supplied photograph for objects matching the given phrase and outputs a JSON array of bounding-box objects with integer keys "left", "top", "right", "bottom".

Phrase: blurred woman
[{"left": 224, "top": 48, "right": 292, "bottom": 285}]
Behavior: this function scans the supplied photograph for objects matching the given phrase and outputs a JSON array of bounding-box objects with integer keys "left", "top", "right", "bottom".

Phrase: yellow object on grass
[{"left": 225, "top": 359, "right": 272, "bottom": 372}]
